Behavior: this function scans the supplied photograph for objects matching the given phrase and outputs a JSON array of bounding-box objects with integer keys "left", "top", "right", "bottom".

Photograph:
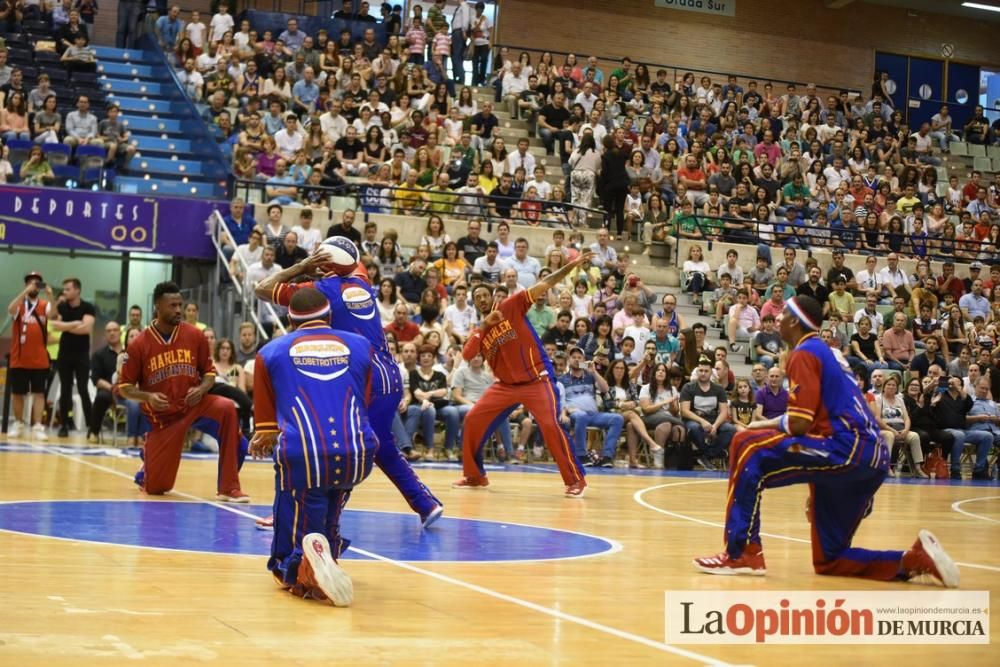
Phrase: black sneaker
[
  {"left": 729, "top": 343, "right": 743, "bottom": 353},
  {"left": 597, "top": 456, "right": 614, "bottom": 468},
  {"left": 583, "top": 451, "right": 601, "bottom": 467},
  {"left": 58, "top": 425, "right": 69, "bottom": 438},
  {"left": 950, "top": 471, "right": 962, "bottom": 480},
  {"left": 971, "top": 469, "right": 991, "bottom": 481}
]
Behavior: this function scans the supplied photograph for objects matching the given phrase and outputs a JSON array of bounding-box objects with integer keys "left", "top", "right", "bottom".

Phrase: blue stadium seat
[
  {"left": 51, "top": 164, "right": 79, "bottom": 187},
  {"left": 42, "top": 143, "right": 73, "bottom": 166},
  {"left": 75, "top": 144, "right": 108, "bottom": 169},
  {"left": 5, "top": 139, "right": 33, "bottom": 165}
]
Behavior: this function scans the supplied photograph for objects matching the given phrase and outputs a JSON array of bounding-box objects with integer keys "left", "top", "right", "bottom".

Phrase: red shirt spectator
[{"left": 385, "top": 303, "right": 421, "bottom": 342}]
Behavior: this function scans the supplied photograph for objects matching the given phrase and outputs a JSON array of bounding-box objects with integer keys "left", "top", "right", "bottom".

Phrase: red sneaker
[
  {"left": 451, "top": 476, "right": 489, "bottom": 489},
  {"left": 564, "top": 478, "right": 587, "bottom": 498},
  {"left": 901, "top": 529, "right": 959, "bottom": 588},
  {"left": 216, "top": 489, "right": 250, "bottom": 503},
  {"left": 255, "top": 515, "right": 274, "bottom": 531},
  {"left": 693, "top": 543, "right": 767, "bottom": 575},
  {"left": 302, "top": 533, "right": 353, "bottom": 606}
]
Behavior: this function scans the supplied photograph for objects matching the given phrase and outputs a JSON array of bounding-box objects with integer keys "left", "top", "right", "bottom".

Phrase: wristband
[{"left": 779, "top": 414, "right": 792, "bottom": 435}]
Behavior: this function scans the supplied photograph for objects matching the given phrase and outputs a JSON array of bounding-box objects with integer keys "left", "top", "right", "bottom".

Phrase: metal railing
[
  {"left": 491, "top": 44, "right": 862, "bottom": 99},
  {"left": 208, "top": 210, "right": 288, "bottom": 341},
  {"left": 231, "top": 177, "right": 609, "bottom": 231},
  {"left": 669, "top": 212, "right": 997, "bottom": 267}
]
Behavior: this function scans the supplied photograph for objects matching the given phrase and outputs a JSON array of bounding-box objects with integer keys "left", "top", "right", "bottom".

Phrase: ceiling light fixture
[{"left": 962, "top": 2, "right": 1000, "bottom": 13}]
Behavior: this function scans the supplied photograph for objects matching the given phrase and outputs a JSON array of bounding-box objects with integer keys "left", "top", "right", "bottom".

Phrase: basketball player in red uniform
[
  {"left": 452, "top": 251, "right": 594, "bottom": 497},
  {"left": 116, "top": 281, "right": 248, "bottom": 501}
]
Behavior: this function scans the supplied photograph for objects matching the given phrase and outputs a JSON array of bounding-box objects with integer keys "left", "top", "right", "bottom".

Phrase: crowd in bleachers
[
  {"left": 0, "top": 2, "right": 137, "bottom": 185},
  {"left": 3, "top": 0, "right": 996, "bottom": 479},
  {"left": 181, "top": 0, "right": 998, "bottom": 479}
]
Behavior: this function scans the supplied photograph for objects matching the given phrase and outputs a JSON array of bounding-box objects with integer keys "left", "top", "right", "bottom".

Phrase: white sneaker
[
  {"left": 652, "top": 447, "right": 665, "bottom": 469},
  {"left": 7, "top": 420, "right": 24, "bottom": 439},
  {"left": 302, "top": 533, "right": 353, "bottom": 607},
  {"left": 31, "top": 424, "right": 48, "bottom": 442}
]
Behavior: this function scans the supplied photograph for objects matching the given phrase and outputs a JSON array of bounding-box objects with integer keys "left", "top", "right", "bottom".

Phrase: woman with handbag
[{"left": 638, "top": 363, "right": 687, "bottom": 469}]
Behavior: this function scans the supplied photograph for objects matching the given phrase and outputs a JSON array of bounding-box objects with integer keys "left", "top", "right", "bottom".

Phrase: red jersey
[
  {"left": 11, "top": 298, "right": 49, "bottom": 369},
  {"left": 464, "top": 290, "right": 552, "bottom": 385},
  {"left": 116, "top": 322, "right": 216, "bottom": 428}
]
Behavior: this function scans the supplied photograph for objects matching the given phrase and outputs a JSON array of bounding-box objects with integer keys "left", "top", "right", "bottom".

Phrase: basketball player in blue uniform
[
  {"left": 694, "top": 296, "right": 959, "bottom": 588},
  {"left": 256, "top": 238, "right": 443, "bottom": 529},
  {"left": 251, "top": 288, "right": 378, "bottom": 606}
]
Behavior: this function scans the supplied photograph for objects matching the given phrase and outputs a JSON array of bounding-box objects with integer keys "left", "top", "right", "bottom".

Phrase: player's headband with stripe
[
  {"left": 288, "top": 302, "right": 331, "bottom": 322},
  {"left": 785, "top": 296, "right": 821, "bottom": 331}
]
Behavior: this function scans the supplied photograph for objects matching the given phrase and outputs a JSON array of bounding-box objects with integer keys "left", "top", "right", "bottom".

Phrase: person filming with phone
[
  {"left": 5, "top": 272, "right": 56, "bottom": 440},
  {"left": 559, "top": 346, "right": 624, "bottom": 468}
]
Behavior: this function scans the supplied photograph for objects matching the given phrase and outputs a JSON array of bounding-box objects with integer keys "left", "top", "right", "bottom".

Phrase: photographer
[{"left": 930, "top": 374, "right": 992, "bottom": 480}]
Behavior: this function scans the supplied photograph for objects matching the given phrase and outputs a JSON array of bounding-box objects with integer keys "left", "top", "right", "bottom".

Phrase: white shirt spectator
[
  {"left": 291, "top": 225, "right": 322, "bottom": 253},
  {"left": 822, "top": 164, "right": 850, "bottom": 193},
  {"left": 622, "top": 323, "right": 652, "bottom": 363},
  {"left": 186, "top": 21, "right": 207, "bottom": 49},
  {"left": 524, "top": 177, "right": 552, "bottom": 201},
  {"left": 65, "top": 110, "right": 98, "bottom": 140},
  {"left": 573, "top": 91, "right": 598, "bottom": 115},
  {"left": 717, "top": 262, "right": 744, "bottom": 285},
  {"left": 507, "top": 255, "right": 541, "bottom": 287},
  {"left": 506, "top": 149, "right": 535, "bottom": 175},
  {"left": 443, "top": 302, "right": 478, "bottom": 340},
  {"left": 274, "top": 126, "right": 305, "bottom": 159},
  {"left": 579, "top": 122, "right": 607, "bottom": 151},
  {"left": 501, "top": 71, "right": 529, "bottom": 98},
  {"left": 209, "top": 12, "right": 235, "bottom": 44},
  {"left": 319, "top": 111, "right": 348, "bottom": 143},
  {"left": 853, "top": 306, "right": 884, "bottom": 331},
  {"left": 877, "top": 265, "right": 909, "bottom": 289},
  {"left": 472, "top": 255, "right": 509, "bottom": 283},
  {"left": 855, "top": 269, "right": 883, "bottom": 293}
]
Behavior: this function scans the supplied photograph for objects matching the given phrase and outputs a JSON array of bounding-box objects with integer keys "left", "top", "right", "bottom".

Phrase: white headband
[
  {"left": 785, "top": 297, "right": 821, "bottom": 331},
  {"left": 289, "top": 303, "right": 331, "bottom": 321}
]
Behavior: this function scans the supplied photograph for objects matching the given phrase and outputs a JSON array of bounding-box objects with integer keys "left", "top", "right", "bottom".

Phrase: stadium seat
[
  {"left": 950, "top": 141, "right": 969, "bottom": 156},
  {"left": 35, "top": 52, "right": 62, "bottom": 66},
  {"left": 3, "top": 33, "right": 29, "bottom": 48},
  {"left": 41, "top": 67, "right": 69, "bottom": 85},
  {"left": 51, "top": 164, "right": 79, "bottom": 187},
  {"left": 967, "top": 143, "right": 987, "bottom": 158},
  {"left": 75, "top": 145, "right": 107, "bottom": 170},
  {"left": 71, "top": 71, "right": 100, "bottom": 86},
  {"left": 973, "top": 157, "right": 992, "bottom": 173},
  {"left": 42, "top": 143, "right": 73, "bottom": 166},
  {"left": 5, "top": 139, "right": 33, "bottom": 165}
]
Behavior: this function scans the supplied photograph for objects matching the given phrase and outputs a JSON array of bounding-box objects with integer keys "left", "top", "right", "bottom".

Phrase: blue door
[
  {"left": 907, "top": 57, "right": 945, "bottom": 128},
  {"left": 875, "top": 52, "right": 908, "bottom": 110},
  {"left": 947, "top": 61, "right": 980, "bottom": 131}
]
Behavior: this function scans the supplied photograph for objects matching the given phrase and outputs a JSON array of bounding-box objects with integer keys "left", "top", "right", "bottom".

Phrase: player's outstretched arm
[
  {"left": 254, "top": 252, "right": 327, "bottom": 302},
  {"left": 527, "top": 250, "right": 596, "bottom": 302}
]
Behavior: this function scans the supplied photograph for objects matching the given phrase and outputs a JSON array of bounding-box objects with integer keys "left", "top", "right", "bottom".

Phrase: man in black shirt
[
  {"left": 456, "top": 218, "right": 488, "bottom": 263},
  {"left": 275, "top": 231, "right": 308, "bottom": 269},
  {"left": 87, "top": 320, "right": 122, "bottom": 442},
  {"left": 909, "top": 336, "right": 946, "bottom": 379},
  {"left": 825, "top": 250, "right": 857, "bottom": 291},
  {"left": 394, "top": 258, "right": 428, "bottom": 303},
  {"left": 469, "top": 101, "right": 499, "bottom": 151},
  {"left": 541, "top": 310, "right": 574, "bottom": 353},
  {"left": 931, "top": 375, "right": 990, "bottom": 479},
  {"left": 325, "top": 208, "right": 362, "bottom": 245},
  {"left": 537, "top": 91, "right": 571, "bottom": 156},
  {"left": 50, "top": 277, "right": 96, "bottom": 438},
  {"left": 796, "top": 266, "right": 829, "bottom": 310},
  {"left": 488, "top": 173, "right": 517, "bottom": 221}
]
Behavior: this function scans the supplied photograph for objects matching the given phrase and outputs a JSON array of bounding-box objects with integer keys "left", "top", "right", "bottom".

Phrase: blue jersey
[
  {"left": 272, "top": 272, "right": 403, "bottom": 398},
  {"left": 254, "top": 323, "right": 378, "bottom": 491},
  {"left": 786, "top": 333, "right": 881, "bottom": 451}
]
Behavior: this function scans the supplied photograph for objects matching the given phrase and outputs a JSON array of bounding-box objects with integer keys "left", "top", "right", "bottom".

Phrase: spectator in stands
[
  {"left": 274, "top": 112, "right": 304, "bottom": 159},
  {"left": 19, "top": 144, "right": 54, "bottom": 185},
  {"left": 61, "top": 32, "right": 97, "bottom": 73},
  {"left": 932, "top": 375, "right": 992, "bottom": 480},
  {"left": 726, "top": 288, "right": 760, "bottom": 354},
  {"left": 274, "top": 231, "right": 307, "bottom": 269},
  {"left": 5, "top": 273, "right": 53, "bottom": 440},
  {"left": 386, "top": 302, "right": 421, "bottom": 343},
  {"left": 264, "top": 159, "right": 298, "bottom": 205},
  {"left": 56, "top": 8, "right": 86, "bottom": 54},
  {"left": 63, "top": 95, "right": 100, "bottom": 149},
  {"left": 208, "top": 1, "right": 235, "bottom": 45},
  {"left": 0, "top": 50, "right": 11, "bottom": 88},
  {"left": 0, "top": 90, "right": 29, "bottom": 142},
  {"left": 679, "top": 355, "right": 735, "bottom": 470},
  {"left": 882, "top": 312, "right": 915, "bottom": 372},
  {"left": 754, "top": 366, "right": 788, "bottom": 420},
  {"left": 97, "top": 105, "right": 135, "bottom": 168},
  {"left": 560, "top": 346, "right": 623, "bottom": 468},
  {"left": 290, "top": 65, "right": 319, "bottom": 117},
  {"left": 154, "top": 5, "right": 183, "bottom": 56}
]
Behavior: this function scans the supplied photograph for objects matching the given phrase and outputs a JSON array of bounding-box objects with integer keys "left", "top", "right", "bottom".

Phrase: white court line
[
  {"left": 633, "top": 479, "right": 1000, "bottom": 573},
  {"left": 950, "top": 496, "right": 1000, "bottom": 525},
  {"left": 15, "top": 443, "right": 739, "bottom": 666}
]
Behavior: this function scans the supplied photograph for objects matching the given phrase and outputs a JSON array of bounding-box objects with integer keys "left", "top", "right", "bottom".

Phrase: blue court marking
[{"left": 0, "top": 500, "right": 620, "bottom": 563}]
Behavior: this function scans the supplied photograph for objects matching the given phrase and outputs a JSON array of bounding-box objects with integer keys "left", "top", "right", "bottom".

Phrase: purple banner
[{"left": 0, "top": 185, "right": 225, "bottom": 259}]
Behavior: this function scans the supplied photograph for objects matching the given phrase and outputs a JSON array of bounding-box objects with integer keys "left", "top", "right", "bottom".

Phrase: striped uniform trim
[
  {"left": 295, "top": 397, "right": 322, "bottom": 486},
  {"left": 291, "top": 405, "right": 311, "bottom": 489},
  {"left": 786, "top": 297, "right": 821, "bottom": 331},
  {"left": 289, "top": 303, "right": 331, "bottom": 321}
]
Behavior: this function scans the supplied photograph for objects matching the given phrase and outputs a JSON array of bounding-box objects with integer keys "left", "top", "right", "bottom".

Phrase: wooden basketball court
[{"left": 0, "top": 438, "right": 996, "bottom": 666}]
